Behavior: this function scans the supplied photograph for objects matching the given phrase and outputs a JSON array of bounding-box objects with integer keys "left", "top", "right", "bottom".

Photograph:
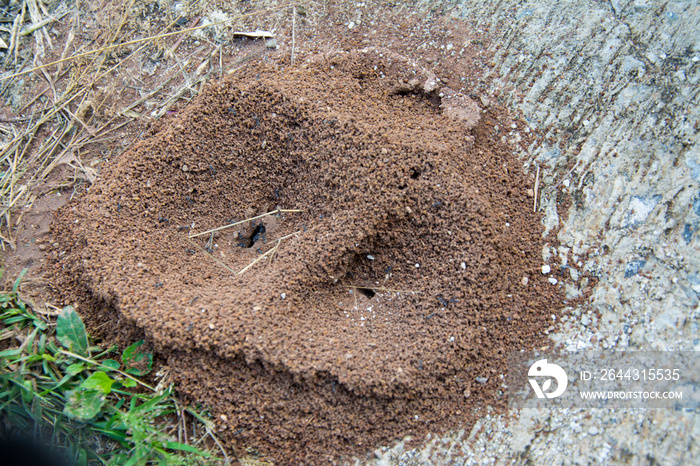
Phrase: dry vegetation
[{"left": 0, "top": 0, "right": 292, "bottom": 251}]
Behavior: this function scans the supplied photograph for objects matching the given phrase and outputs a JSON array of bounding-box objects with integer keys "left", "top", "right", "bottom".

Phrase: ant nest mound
[{"left": 52, "top": 48, "right": 563, "bottom": 462}]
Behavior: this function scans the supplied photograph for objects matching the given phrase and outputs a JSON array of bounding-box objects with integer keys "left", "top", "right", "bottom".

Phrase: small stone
[
  {"left": 181, "top": 164, "right": 189, "bottom": 172},
  {"left": 461, "top": 262, "right": 466, "bottom": 270},
  {"left": 415, "top": 263, "right": 420, "bottom": 268},
  {"left": 52, "top": 242, "right": 59, "bottom": 249},
  {"left": 381, "top": 148, "right": 388, "bottom": 155},
  {"left": 38, "top": 244, "right": 47, "bottom": 251},
  {"left": 281, "top": 293, "right": 286, "bottom": 299},
  {"left": 526, "top": 188, "right": 534, "bottom": 197},
  {"left": 548, "top": 277, "right": 558, "bottom": 285},
  {"left": 367, "top": 255, "right": 375, "bottom": 260},
  {"left": 581, "top": 315, "right": 591, "bottom": 327},
  {"left": 345, "top": 352, "right": 354, "bottom": 359},
  {"left": 542, "top": 264, "right": 551, "bottom": 274},
  {"left": 521, "top": 276, "right": 529, "bottom": 286},
  {"left": 588, "top": 426, "right": 599, "bottom": 436},
  {"left": 208, "top": 323, "right": 215, "bottom": 330},
  {"left": 347, "top": 21, "right": 355, "bottom": 29},
  {"left": 570, "top": 268, "right": 579, "bottom": 281},
  {"left": 220, "top": 414, "right": 228, "bottom": 422},
  {"left": 464, "top": 389, "right": 471, "bottom": 398},
  {"left": 476, "top": 376, "right": 489, "bottom": 384},
  {"left": 265, "top": 38, "right": 278, "bottom": 49},
  {"left": 253, "top": 306, "right": 261, "bottom": 312}
]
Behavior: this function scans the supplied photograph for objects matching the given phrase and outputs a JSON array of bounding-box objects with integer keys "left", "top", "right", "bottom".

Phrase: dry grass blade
[
  {"left": 26, "top": 0, "right": 50, "bottom": 57},
  {"left": 5, "top": 0, "right": 26, "bottom": 66},
  {"left": 189, "top": 209, "right": 303, "bottom": 238},
  {"left": 238, "top": 230, "right": 302, "bottom": 275},
  {"left": 0, "top": 8, "right": 205, "bottom": 243},
  {"left": 533, "top": 163, "right": 540, "bottom": 212},
  {"left": 180, "top": 234, "right": 236, "bottom": 275},
  {"left": 291, "top": 4, "right": 296, "bottom": 65}
]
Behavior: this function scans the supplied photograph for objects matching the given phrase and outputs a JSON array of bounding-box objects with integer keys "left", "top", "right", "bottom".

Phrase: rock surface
[{"left": 370, "top": 0, "right": 700, "bottom": 464}]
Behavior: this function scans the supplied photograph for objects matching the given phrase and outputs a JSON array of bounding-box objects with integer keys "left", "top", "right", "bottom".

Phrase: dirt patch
[{"left": 49, "top": 48, "right": 563, "bottom": 463}]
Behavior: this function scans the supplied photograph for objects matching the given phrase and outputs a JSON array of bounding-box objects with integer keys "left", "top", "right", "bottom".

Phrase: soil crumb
[{"left": 49, "top": 48, "right": 563, "bottom": 463}]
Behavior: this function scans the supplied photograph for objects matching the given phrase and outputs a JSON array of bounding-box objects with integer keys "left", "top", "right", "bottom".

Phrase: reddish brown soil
[{"left": 49, "top": 48, "right": 562, "bottom": 463}]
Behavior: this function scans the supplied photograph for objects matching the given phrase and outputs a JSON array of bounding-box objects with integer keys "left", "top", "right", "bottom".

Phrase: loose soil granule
[{"left": 50, "top": 48, "right": 563, "bottom": 463}]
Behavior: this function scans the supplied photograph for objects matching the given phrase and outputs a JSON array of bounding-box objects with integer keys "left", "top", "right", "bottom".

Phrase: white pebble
[
  {"left": 461, "top": 262, "right": 466, "bottom": 269},
  {"left": 281, "top": 293, "right": 286, "bottom": 299},
  {"left": 548, "top": 277, "right": 558, "bottom": 285},
  {"left": 367, "top": 255, "right": 375, "bottom": 260},
  {"left": 542, "top": 264, "right": 551, "bottom": 274},
  {"left": 415, "top": 263, "right": 420, "bottom": 268}
]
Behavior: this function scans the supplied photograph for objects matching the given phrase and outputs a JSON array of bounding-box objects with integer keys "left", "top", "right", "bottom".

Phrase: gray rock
[
  {"left": 581, "top": 315, "right": 590, "bottom": 327},
  {"left": 624, "top": 259, "right": 646, "bottom": 278}
]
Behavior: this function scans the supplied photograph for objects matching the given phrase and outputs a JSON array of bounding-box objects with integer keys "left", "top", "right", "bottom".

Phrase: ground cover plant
[{"left": 0, "top": 272, "right": 227, "bottom": 465}]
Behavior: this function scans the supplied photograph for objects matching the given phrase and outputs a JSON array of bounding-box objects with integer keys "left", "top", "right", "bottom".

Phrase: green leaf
[
  {"left": 0, "top": 348, "right": 21, "bottom": 359},
  {"left": 79, "top": 372, "right": 115, "bottom": 395},
  {"left": 76, "top": 449, "right": 88, "bottom": 466},
  {"left": 40, "top": 353, "right": 56, "bottom": 363},
  {"left": 65, "top": 363, "right": 85, "bottom": 376},
  {"left": 101, "top": 359, "right": 120, "bottom": 371},
  {"left": 122, "top": 341, "right": 153, "bottom": 376},
  {"left": 165, "top": 441, "right": 211, "bottom": 456},
  {"left": 56, "top": 306, "right": 88, "bottom": 356},
  {"left": 21, "top": 380, "right": 34, "bottom": 403},
  {"left": 12, "top": 268, "right": 28, "bottom": 293},
  {"left": 64, "top": 389, "right": 106, "bottom": 421},
  {"left": 121, "top": 378, "right": 137, "bottom": 388}
]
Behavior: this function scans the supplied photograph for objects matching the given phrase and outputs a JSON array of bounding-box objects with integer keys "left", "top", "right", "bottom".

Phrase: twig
[
  {"left": 189, "top": 209, "right": 303, "bottom": 237},
  {"left": 238, "top": 230, "right": 301, "bottom": 275},
  {"left": 533, "top": 163, "right": 540, "bottom": 213}
]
